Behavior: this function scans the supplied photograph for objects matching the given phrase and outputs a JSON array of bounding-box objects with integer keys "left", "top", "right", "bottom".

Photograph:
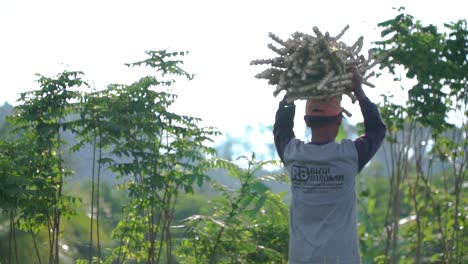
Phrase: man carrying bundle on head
[{"left": 273, "top": 71, "right": 386, "bottom": 264}]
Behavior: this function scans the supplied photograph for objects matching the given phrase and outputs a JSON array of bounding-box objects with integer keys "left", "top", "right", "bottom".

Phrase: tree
[
  {"left": 72, "top": 50, "right": 219, "bottom": 263},
  {"left": 371, "top": 8, "right": 467, "bottom": 263},
  {"left": 2, "top": 71, "right": 85, "bottom": 263}
]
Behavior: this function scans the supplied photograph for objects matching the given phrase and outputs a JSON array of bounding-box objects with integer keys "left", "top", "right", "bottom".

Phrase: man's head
[{"left": 304, "top": 96, "right": 343, "bottom": 140}]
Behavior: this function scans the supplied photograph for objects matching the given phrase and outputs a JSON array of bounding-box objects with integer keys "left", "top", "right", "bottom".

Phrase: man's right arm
[{"left": 273, "top": 99, "right": 296, "bottom": 163}]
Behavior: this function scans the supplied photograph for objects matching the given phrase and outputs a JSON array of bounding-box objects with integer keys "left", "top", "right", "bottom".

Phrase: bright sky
[{"left": 1, "top": 0, "right": 466, "bottom": 150}]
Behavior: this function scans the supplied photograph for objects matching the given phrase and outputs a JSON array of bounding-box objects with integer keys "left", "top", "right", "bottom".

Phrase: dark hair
[{"left": 304, "top": 114, "right": 342, "bottom": 128}]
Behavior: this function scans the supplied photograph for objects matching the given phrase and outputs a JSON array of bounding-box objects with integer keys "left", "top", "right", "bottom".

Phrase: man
[{"left": 273, "top": 72, "right": 386, "bottom": 263}]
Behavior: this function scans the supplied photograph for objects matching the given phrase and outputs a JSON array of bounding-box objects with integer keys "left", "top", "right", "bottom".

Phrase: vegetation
[
  {"left": 370, "top": 8, "right": 467, "bottom": 263},
  {"left": 0, "top": 9, "right": 466, "bottom": 264}
]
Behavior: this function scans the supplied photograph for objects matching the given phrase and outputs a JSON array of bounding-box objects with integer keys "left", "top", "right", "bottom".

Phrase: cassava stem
[{"left": 252, "top": 25, "right": 389, "bottom": 107}]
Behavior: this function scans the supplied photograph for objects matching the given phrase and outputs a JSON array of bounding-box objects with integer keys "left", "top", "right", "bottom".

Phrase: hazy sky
[{"left": 1, "top": 0, "right": 466, "bottom": 149}]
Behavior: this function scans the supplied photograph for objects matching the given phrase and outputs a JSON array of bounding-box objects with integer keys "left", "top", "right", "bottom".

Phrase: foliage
[
  {"left": 177, "top": 154, "right": 289, "bottom": 264},
  {"left": 71, "top": 50, "right": 220, "bottom": 263},
  {"left": 0, "top": 49, "right": 291, "bottom": 264},
  {"left": 0, "top": 71, "right": 86, "bottom": 264},
  {"left": 374, "top": 8, "right": 467, "bottom": 134},
  {"left": 371, "top": 8, "right": 467, "bottom": 263}
]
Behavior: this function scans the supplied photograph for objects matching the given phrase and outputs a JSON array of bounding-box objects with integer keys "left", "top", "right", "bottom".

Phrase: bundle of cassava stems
[{"left": 251, "top": 25, "right": 387, "bottom": 114}]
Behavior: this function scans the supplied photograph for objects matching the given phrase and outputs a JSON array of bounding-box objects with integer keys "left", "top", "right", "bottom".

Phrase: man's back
[{"left": 284, "top": 139, "right": 361, "bottom": 264}]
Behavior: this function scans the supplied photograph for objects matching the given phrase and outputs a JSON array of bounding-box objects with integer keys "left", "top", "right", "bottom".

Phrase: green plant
[
  {"left": 72, "top": 50, "right": 219, "bottom": 263},
  {"left": 371, "top": 8, "right": 467, "bottom": 263},
  {"left": 2, "top": 71, "right": 86, "bottom": 263},
  {"left": 178, "top": 154, "right": 289, "bottom": 264}
]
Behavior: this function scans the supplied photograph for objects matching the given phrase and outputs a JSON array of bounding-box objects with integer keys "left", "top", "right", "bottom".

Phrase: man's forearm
[
  {"left": 359, "top": 97, "right": 385, "bottom": 133},
  {"left": 273, "top": 100, "right": 296, "bottom": 163},
  {"left": 354, "top": 85, "right": 367, "bottom": 102},
  {"left": 354, "top": 94, "right": 386, "bottom": 171}
]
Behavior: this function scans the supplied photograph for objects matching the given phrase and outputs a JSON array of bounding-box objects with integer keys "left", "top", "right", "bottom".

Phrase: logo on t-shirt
[{"left": 291, "top": 165, "right": 344, "bottom": 192}]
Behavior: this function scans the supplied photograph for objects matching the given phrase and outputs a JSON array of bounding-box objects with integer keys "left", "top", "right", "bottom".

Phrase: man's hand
[
  {"left": 280, "top": 93, "right": 295, "bottom": 108},
  {"left": 351, "top": 69, "right": 367, "bottom": 101}
]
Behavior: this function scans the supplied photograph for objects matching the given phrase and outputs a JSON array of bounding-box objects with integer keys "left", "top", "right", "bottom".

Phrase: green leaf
[
  {"left": 367, "top": 198, "right": 376, "bottom": 214},
  {"left": 250, "top": 181, "right": 269, "bottom": 194},
  {"left": 335, "top": 124, "right": 347, "bottom": 142}
]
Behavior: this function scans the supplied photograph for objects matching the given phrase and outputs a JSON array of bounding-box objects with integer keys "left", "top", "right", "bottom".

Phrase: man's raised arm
[
  {"left": 351, "top": 73, "right": 387, "bottom": 172},
  {"left": 273, "top": 99, "right": 296, "bottom": 163}
]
